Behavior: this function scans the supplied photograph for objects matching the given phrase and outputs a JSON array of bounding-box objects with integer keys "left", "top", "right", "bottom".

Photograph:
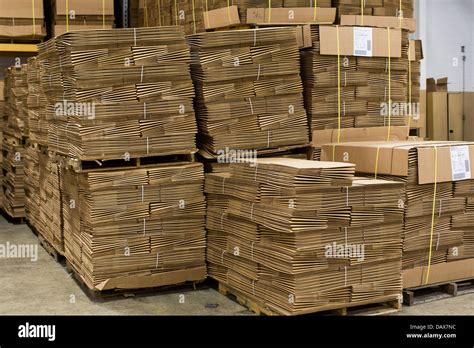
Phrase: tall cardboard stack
[
  {"left": 139, "top": 0, "right": 333, "bottom": 34},
  {"left": 26, "top": 57, "right": 48, "bottom": 146},
  {"left": 0, "top": 0, "right": 46, "bottom": 41},
  {"left": 38, "top": 26, "right": 197, "bottom": 162},
  {"left": 452, "top": 180, "right": 474, "bottom": 261},
  {"left": 2, "top": 66, "right": 28, "bottom": 218},
  {"left": 301, "top": 23, "right": 419, "bottom": 134},
  {"left": 206, "top": 158, "right": 404, "bottom": 315},
  {"left": 321, "top": 141, "right": 474, "bottom": 288},
  {"left": 50, "top": 0, "right": 115, "bottom": 37},
  {"left": 188, "top": 27, "right": 309, "bottom": 159},
  {"left": 37, "top": 26, "right": 207, "bottom": 291},
  {"left": 333, "top": 0, "right": 414, "bottom": 21}
]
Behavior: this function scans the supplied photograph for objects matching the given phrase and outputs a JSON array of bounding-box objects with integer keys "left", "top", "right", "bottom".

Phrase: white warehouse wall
[{"left": 416, "top": 0, "right": 474, "bottom": 92}]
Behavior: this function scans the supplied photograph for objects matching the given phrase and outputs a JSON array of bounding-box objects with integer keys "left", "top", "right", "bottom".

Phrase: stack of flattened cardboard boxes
[
  {"left": 188, "top": 27, "right": 309, "bottom": 159},
  {"left": 452, "top": 180, "right": 474, "bottom": 261},
  {"left": 139, "top": 0, "right": 333, "bottom": 34},
  {"left": 3, "top": 66, "right": 28, "bottom": 218},
  {"left": 37, "top": 26, "right": 206, "bottom": 291},
  {"left": 206, "top": 158, "right": 404, "bottom": 315},
  {"left": 333, "top": 0, "right": 414, "bottom": 20},
  {"left": 50, "top": 0, "right": 115, "bottom": 37},
  {"left": 321, "top": 141, "right": 474, "bottom": 288},
  {"left": 0, "top": 0, "right": 46, "bottom": 41},
  {"left": 301, "top": 19, "right": 419, "bottom": 134}
]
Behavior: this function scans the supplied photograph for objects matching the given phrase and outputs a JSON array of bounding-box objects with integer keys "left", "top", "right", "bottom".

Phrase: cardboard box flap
[
  {"left": 56, "top": 0, "right": 114, "bottom": 16},
  {"left": 340, "top": 15, "right": 416, "bottom": 32},
  {"left": 203, "top": 6, "right": 241, "bottom": 29},
  {"left": 403, "top": 259, "right": 474, "bottom": 288},
  {"left": 312, "top": 126, "right": 410, "bottom": 147},
  {"left": 0, "top": 0, "right": 44, "bottom": 19},
  {"left": 246, "top": 7, "right": 336, "bottom": 25},
  {"left": 320, "top": 25, "right": 402, "bottom": 58}
]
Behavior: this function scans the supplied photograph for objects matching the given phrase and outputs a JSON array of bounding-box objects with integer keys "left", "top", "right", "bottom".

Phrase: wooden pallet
[
  {"left": 65, "top": 261, "right": 207, "bottom": 302},
  {"left": 0, "top": 207, "right": 26, "bottom": 224},
  {"left": 38, "top": 235, "right": 64, "bottom": 263},
  {"left": 218, "top": 282, "right": 401, "bottom": 316},
  {"left": 403, "top": 278, "right": 474, "bottom": 306},
  {"left": 55, "top": 152, "right": 197, "bottom": 173}
]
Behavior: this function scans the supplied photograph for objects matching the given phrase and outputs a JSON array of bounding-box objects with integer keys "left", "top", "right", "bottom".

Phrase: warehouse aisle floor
[{"left": 0, "top": 216, "right": 472, "bottom": 316}]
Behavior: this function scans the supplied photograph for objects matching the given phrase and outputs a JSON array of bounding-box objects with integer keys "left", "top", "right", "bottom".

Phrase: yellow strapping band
[
  {"left": 399, "top": 0, "right": 403, "bottom": 28},
  {"left": 102, "top": 0, "right": 105, "bottom": 29},
  {"left": 407, "top": 45, "right": 412, "bottom": 129},
  {"left": 332, "top": 144, "right": 337, "bottom": 162},
  {"left": 227, "top": 0, "right": 232, "bottom": 25},
  {"left": 144, "top": 0, "right": 149, "bottom": 27},
  {"left": 66, "top": 0, "right": 69, "bottom": 32},
  {"left": 174, "top": 0, "right": 178, "bottom": 26},
  {"left": 192, "top": 0, "right": 197, "bottom": 34},
  {"left": 360, "top": 0, "right": 365, "bottom": 25},
  {"left": 374, "top": 146, "right": 381, "bottom": 179},
  {"left": 337, "top": 25, "right": 341, "bottom": 143},
  {"left": 268, "top": 0, "right": 272, "bottom": 23},
  {"left": 386, "top": 27, "right": 392, "bottom": 142},
  {"left": 205, "top": 0, "right": 210, "bottom": 29},
  {"left": 31, "top": 0, "right": 36, "bottom": 36},
  {"left": 157, "top": 0, "right": 162, "bottom": 27},
  {"left": 313, "top": 0, "right": 318, "bottom": 21},
  {"left": 425, "top": 146, "right": 438, "bottom": 285}
]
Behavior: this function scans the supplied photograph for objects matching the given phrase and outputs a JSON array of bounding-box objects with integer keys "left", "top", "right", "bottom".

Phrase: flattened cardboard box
[
  {"left": 403, "top": 258, "right": 474, "bottom": 288},
  {"left": 246, "top": 7, "right": 336, "bottom": 25},
  {"left": 312, "top": 126, "right": 410, "bottom": 147},
  {"left": 340, "top": 14, "right": 416, "bottom": 32},
  {"left": 321, "top": 141, "right": 474, "bottom": 184},
  {"left": 320, "top": 25, "right": 402, "bottom": 58},
  {"left": 55, "top": 0, "right": 114, "bottom": 15},
  {"left": 0, "top": 0, "right": 44, "bottom": 19},
  {"left": 203, "top": 6, "right": 240, "bottom": 29}
]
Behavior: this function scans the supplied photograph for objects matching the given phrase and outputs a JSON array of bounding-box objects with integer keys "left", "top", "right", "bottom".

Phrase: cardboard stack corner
[
  {"left": 0, "top": 0, "right": 46, "bottom": 40},
  {"left": 333, "top": 0, "right": 414, "bottom": 22},
  {"left": 188, "top": 27, "right": 309, "bottom": 159},
  {"left": 139, "top": 0, "right": 333, "bottom": 35},
  {"left": 301, "top": 23, "right": 421, "bottom": 134},
  {"left": 51, "top": 0, "right": 115, "bottom": 37},
  {"left": 3, "top": 66, "right": 28, "bottom": 219},
  {"left": 321, "top": 141, "right": 474, "bottom": 288},
  {"left": 206, "top": 158, "right": 405, "bottom": 315},
  {"left": 35, "top": 27, "right": 207, "bottom": 292}
]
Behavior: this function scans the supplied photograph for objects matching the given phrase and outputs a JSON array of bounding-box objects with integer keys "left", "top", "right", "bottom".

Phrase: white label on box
[
  {"left": 353, "top": 27, "right": 373, "bottom": 57},
  {"left": 450, "top": 146, "right": 471, "bottom": 181}
]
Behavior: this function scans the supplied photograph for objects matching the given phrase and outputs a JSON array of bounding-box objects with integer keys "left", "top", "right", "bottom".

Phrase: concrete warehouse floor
[{"left": 0, "top": 215, "right": 473, "bottom": 316}]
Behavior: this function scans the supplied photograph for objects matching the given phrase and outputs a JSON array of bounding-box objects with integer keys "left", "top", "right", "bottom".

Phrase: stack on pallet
[
  {"left": 452, "top": 180, "right": 474, "bottom": 261},
  {"left": 37, "top": 26, "right": 206, "bottom": 292},
  {"left": 333, "top": 0, "right": 414, "bottom": 20},
  {"left": 50, "top": 0, "right": 115, "bottom": 37},
  {"left": 0, "top": 0, "right": 46, "bottom": 41},
  {"left": 206, "top": 158, "right": 405, "bottom": 315},
  {"left": 301, "top": 20, "right": 419, "bottom": 134},
  {"left": 24, "top": 57, "right": 45, "bottom": 231},
  {"left": 139, "top": 0, "right": 333, "bottom": 34},
  {"left": 2, "top": 66, "right": 28, "bottom": 219},
  {"left": 321, "top": 142, "right": 474, "bottom": 289},
  {"left": 188, "top": 27, "right": 310, "bottom": 160}
]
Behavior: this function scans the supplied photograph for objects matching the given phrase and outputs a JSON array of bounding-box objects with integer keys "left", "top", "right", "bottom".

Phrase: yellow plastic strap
[
  {"left": 360, "top": 0, "right": 364, "bottom": 25},
  {"left": 425, "top": 146, "right": 438, "bottom": 285},
  {"left": 407, "top": 46, "right": 412, "bottom": 129},
  {"left": 386, "top": 27, "right": 392, "bottom": 141},
  {"left": 192, "top": 0, "right": 196, "bottom": 34},
  {"left": 174, "top": 0, "right": 178, "bottom": 25},
  {"left": 66, "top": 0, "right": 69, "bottom": 32},
  {"left": 144, "top": 0, "right": 149, "bottom": 27},
  {"left": 102, "top": 0, "right": 105, "bottom": 29},
  {"left": 332, "top": 144, "right": 337, "bottom": 162},
  {"left": 268, "top": 0, "right": 272, "bottom": 23},
  {"left": 399, "top": 0, "right": 403, "bottom": 28},
  {"left": 337, "top": 25, "right": 341, "bottom": 143},
  {"left": 374, "top": 146, "right": 381, "bottom": 179},
  {"left": 157, "top": 0, "right": 162, "bottom": 26},
  {"left": 205, "top": 0, "right": 210, "bottom": 29},
  {"left": 31, "top": 0, "right": 36, "bottom": 36},
  {"left": 227, "top": 0, "right": 232, "bottom": 25},
  {"left": 313, "top": 0, "right": 318, "bottom": 21}
]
